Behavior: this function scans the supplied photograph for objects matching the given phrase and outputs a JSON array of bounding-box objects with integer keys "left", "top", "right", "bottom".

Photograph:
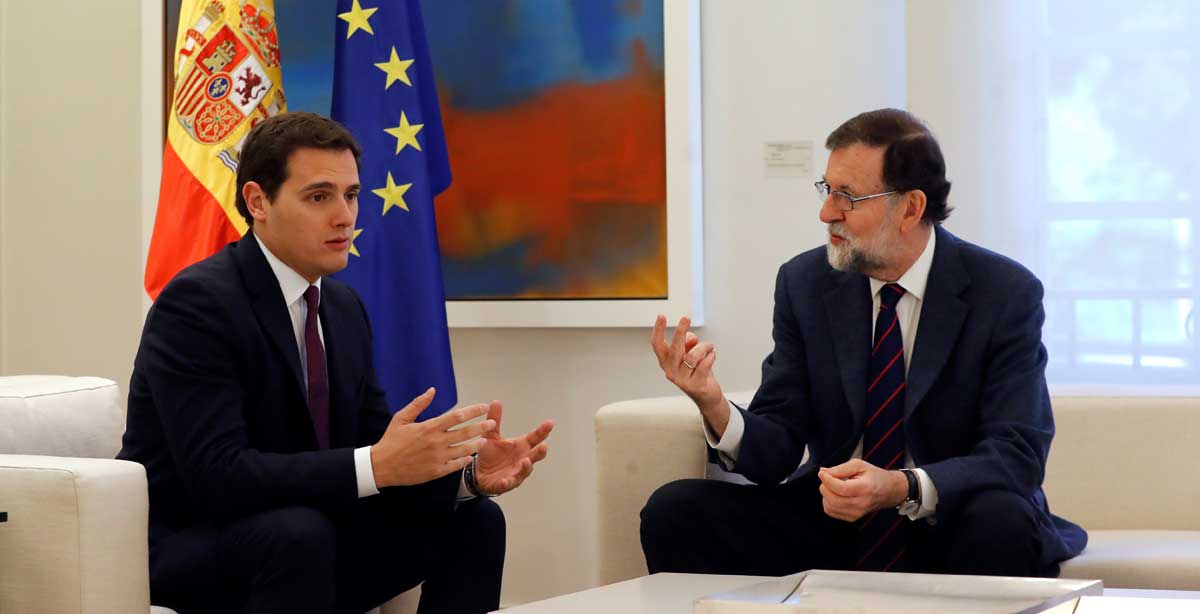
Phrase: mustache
[{"left": 828, "top": 223, "right": 852, "bottom": 240}]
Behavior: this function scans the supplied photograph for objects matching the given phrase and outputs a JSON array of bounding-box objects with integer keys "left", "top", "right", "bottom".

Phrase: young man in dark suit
[
  {"left": 120, "top": 112, "right": 553, "bottom": 613},
  {"left": 643, "top": 108, "right": 1085, "bottom": 578}
]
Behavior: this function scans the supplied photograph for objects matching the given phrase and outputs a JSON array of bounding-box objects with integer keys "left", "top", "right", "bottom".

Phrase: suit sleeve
[
  {"left": 347, "top": 289, "right": 462, "bottom": 507},
  {"left": 731, "top": 264, "right": 814, "bottom": 485},
  {"left": 920, "top": 275, "right": 1054, "bottom": 521},
  {"left": 141, "top": 276, "right": 357, "bottom": 520}
]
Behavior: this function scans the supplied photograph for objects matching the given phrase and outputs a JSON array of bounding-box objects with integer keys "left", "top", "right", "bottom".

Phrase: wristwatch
[
  {"left": 463, "top": 452, "right": 496, "bottom": 498},
  {"left": 896, "top": 468, "right": 921, "bottom": 515}
]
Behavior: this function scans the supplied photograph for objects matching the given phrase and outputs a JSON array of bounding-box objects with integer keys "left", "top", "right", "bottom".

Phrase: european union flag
[{"left": 330, "top": 0, "right": 456, "bottom": 418}]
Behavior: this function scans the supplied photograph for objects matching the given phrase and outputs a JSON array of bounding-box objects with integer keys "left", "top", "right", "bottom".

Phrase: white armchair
[
  {"left": 596, "top": 392, "right": 1200, "bottom": 590},
  {"left": 0, "top": 375, "right": 418, "bottom": 614},
  {"left": 0, "top": 375, "right": 154, "bottom": 614}
]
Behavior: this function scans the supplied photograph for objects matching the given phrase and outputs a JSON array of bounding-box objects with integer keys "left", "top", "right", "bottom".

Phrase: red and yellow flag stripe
[{"left": 145, "top": 0, "right": 285, "bottom": 298}]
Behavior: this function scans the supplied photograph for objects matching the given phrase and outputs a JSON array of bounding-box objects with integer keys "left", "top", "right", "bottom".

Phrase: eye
[
  {"left": 309, "top": 192, "right": 328, "bottom": 203},
  {"left": 346, "top": 191, "right": 359, "bottom": 202}
]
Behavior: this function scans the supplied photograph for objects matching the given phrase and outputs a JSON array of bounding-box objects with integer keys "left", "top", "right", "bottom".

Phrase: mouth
[
  {"left": 829, "top": 234, "right": 846, "bottom": 245},
  {"left": 326, "top": 238, "right": 350, "bottom": 250}
]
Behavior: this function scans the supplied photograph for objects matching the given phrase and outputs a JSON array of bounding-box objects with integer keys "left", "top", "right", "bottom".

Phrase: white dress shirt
[
  {"left": 254, "top": 233, "right": 380, "bottom": 498},
  {"left": 706, "top": 229, "right": 940, "bottom": 521}
]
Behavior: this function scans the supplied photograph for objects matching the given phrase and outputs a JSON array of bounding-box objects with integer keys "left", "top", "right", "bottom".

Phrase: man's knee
[
  {"left": 641, "top": 479, "right": 713, "bottom": 541},
  {"left": 959, "top": 490, "right": 1037, "bottom": 546},
  {"left": 947, "top": 490, "right": 1041, "bottom": 574}
]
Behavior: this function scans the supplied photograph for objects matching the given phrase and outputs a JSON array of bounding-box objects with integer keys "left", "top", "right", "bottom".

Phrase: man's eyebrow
[
  {"left": 299, "top": 182, "right": 362, "bottom": 192},
  {"left": 820, "top": 176, "right": 856, "bottom": 192},
  {"left": 299, "top": 181, "right": 337, "bottom": 192}
]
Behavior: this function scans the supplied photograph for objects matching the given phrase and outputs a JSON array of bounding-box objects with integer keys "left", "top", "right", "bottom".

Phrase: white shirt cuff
[
  {"left": 702, "top": 400, "right": 745, "bottom": 466},
  {"left": 354, "top": 446, "right": 380, "bottom": 498},
  {"left": 905, "top": 467, "right": 939, "bottom": 521},
  {"left": 456, "top": 472, "right": 474, "bottom": 501}
]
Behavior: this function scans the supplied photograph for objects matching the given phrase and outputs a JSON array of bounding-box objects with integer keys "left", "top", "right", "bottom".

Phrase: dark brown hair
[
  {"left": 235, "top": 112, "right": 362, "bottom": 227},
  {"left": 826, "top": 108, "right": 952, "bottom": 224}
]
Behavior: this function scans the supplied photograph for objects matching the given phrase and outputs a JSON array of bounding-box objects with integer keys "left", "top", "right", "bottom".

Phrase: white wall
[
  {"left": 0, "top": 0, "right": 907, "bottom": 606},
  {"left": 0, "top": 0, "right": 145, "bottom": 388}
]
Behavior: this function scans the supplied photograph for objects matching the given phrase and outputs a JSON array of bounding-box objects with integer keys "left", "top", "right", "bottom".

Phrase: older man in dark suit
[
  {"left": 120, "top": 112, "right": 553, "bottom": 614},
  {"left": 643, "top": 108, "right": 1085, "bottom": 578}
]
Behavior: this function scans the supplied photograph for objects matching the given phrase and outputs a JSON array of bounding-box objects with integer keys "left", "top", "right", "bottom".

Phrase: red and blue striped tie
[{"left": 857, "top": 282, "right": 908, "bottom": 571}]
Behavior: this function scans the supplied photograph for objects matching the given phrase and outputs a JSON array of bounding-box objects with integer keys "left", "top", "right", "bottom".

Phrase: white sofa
[
  {"left": 596, "top": 391, "right": 1200, "bottom": 590},
  {"left": 0, "top": 375, "right": 418, "bottom": 614}
]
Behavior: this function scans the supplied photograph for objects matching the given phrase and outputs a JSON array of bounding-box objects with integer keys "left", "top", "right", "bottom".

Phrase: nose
[
  {"left": 333, "top": 194, "right": 357, "bottom": 228},
  {"left": 819, "top": 196, "right": 844, "bottom": 224}
]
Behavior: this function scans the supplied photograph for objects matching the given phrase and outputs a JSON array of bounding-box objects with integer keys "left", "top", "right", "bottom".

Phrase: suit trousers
[
  {"left": 149, "top": 495, "right": 505, "bottom": 614},
  {"left": 640, "top": 475, "right": 1050, "bottom": 578}
]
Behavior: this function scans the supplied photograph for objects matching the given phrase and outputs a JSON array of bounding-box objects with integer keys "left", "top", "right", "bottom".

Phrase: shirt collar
[
  {"left": 869, "top": 227, "right": 935, "bottom": 302},
  {"left": 253, "top": 231, "right": 321, "bottom": 307}
]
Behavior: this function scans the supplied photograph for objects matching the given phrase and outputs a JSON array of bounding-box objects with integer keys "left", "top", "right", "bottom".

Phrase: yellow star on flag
[
  {"left": 348, "top": 227, "right": 364, "bottom": 257},
  {"left": 372, "top": 172, "right": 413, "bottom": 214},
  {"left": 384, "top": 111, "right": 424, "bottom": 154},
  {"left": 338, "top": 0, "right": 378, "bottom": 40},
  {"left": 375, "top": 47, "right": 414, "bottom": 89}
]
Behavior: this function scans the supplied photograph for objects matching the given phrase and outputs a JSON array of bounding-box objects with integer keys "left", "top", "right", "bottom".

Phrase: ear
[
  {"left": 899, "top": 190, "right": 927, "bottom": 232},
  {"left": 242, "top": 181, "right": 270, "bottom": 224}
]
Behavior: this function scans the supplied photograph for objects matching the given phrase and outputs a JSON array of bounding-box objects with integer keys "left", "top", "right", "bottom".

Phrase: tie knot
[
  {"left": 303, "top": 285, "right": 320, "bottom": 310},
  {"left": 880, "top": 283, "right": 906, "bottom": 310}
]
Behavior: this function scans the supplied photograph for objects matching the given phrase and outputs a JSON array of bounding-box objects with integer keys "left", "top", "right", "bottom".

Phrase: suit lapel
[
  {"left": 234, "top": 235, "right": 306, "bottom": 398},
  {"left": 824, "top": 272, "right": 873, "bottom": 429},
  {"left": 905, "top": 226, "right": 971, "bottom": 419}
]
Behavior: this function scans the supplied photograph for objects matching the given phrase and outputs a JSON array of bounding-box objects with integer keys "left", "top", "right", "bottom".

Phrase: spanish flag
[{"left": 145, "top": 0, "right": 286, "bottom": 298}]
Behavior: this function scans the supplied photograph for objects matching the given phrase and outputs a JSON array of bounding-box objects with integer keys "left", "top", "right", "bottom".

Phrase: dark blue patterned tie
[{"left": 856, "top": 282, "right": 908, "bottom": 571}]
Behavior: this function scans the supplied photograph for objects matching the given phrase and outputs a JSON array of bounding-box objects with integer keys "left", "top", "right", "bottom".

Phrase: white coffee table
[{"left": 496, "top": 574, "right": 1200, "bottom": 613}]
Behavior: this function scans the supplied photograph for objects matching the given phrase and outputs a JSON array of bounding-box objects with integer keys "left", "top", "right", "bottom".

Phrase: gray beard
[{"left": 826, "top": 241, "right": 889, "bottom": 275}]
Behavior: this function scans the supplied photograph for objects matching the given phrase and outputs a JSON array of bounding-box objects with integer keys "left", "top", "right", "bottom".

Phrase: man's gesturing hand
[
  {"left": 371, "top": 388, "right": 496, "bottom": 488},
  {"left": 650, "top": 315, "right": 730, "bottom": 435},
  {"left": 474, "top": 401, "right": 553, "bottom": 496},
  {"left": 817, "top": 459, "right": 909, "bottom": 522}
]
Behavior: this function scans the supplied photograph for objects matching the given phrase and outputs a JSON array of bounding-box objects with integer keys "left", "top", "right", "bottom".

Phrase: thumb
[
  {"left": 824, "top": 459, "right": 865, "bottom": 480},
  {"left": 393, "top": 387, "right": 436, "bottom": 425}
]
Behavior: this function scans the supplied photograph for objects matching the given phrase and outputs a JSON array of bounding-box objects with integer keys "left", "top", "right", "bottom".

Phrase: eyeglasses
[{"left": 814, "top": 180, "right": 898, "bottom": 212}]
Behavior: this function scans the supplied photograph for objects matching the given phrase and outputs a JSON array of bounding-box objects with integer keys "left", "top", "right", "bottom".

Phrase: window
[{"left": 1042, "top": 1, "right": 1199, "bottom": 385}]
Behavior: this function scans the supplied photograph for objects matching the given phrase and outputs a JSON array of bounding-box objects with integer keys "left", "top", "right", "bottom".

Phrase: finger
[
  {"left": 514, "top": 457, "right": 534, "bottom": 482},
  {"left": 430, "top": 403, "right": 490, "bottom": 431},
  {"left": 684, "top": 332, "right": 700, "bottom": 353},
  {"left": 822, "top": 498, "right": 847, "bottom": 521},
  {"left": 526, "top": 442, "right": 549, "bottom": 464},
  {"left": 650, "top": 315, "right": 669, "bottom": 365},
  {"left": 692, "top": 346, "right": 717, "bottom": 378},
  {"left": 523, "top": 420, "right": 554, "bottom": 448},
  {"left": 440, "top": 437, "right": 485, "bottom": 464},
  {"left": 683, "top": 342, "right": 714, "bottom": 372},
  {"left": 817, "top": 468, "right": 856, "bottom": 497},
  {"left": 445, "top": 419, "right": 497, "bottom": 445},
  {"left": 438, "top": 453, "right": 476, "bottom": 478},
  {"left": 824, "top": 459, "right": 867, "bottom": 480},
  {"left": 669, "top": 316, "right": 691, "bottom": 365},
  {"left": 484, "top": 401, "right": 504, "bottom": 439},
  {"left": 394, "top": 387, "right": 436, "bottom": 424}
]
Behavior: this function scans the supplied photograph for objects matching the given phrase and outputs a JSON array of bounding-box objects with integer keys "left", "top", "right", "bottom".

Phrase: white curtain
[{"left": 908, "top": 0, "right": 1200, "bottom": 391}]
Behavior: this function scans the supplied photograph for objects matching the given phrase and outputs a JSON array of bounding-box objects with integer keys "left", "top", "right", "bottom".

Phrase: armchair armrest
[
  {"left": 595, "top": 395, "right": 709, "bottom": 584},
  {"left": 0, "top": 455, "right": 150, "bottom": 614}
]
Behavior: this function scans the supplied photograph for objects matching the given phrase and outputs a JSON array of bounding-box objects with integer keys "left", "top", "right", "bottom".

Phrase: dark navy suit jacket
[
  {"left": 118, "top": 235, "right": 456, "bottom": 563},
  {"left": 731, "top": 226, "right": 1087, "bottom": 569}
]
